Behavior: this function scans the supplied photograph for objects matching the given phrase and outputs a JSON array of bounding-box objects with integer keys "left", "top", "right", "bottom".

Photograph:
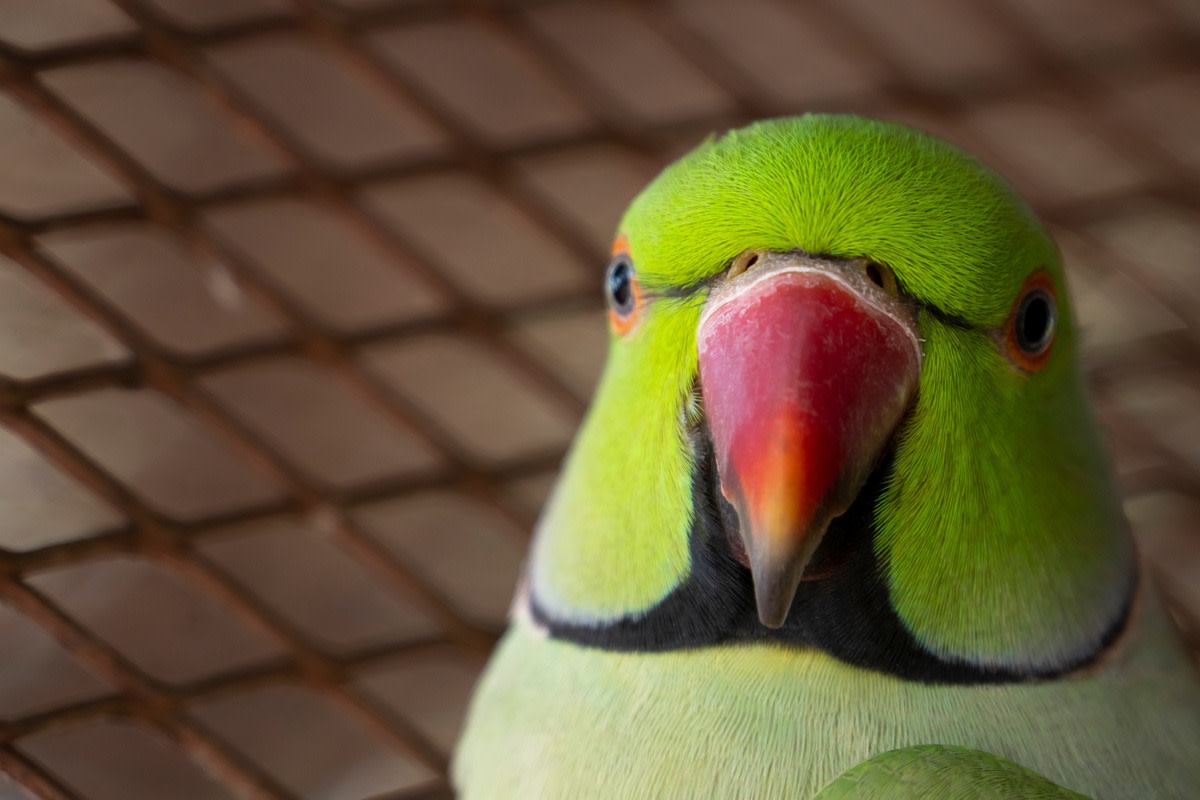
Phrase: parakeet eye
[
  {"left": 607, "top": 258, "right": 635, "bottom": 314},
  {"left": 1016, "top": 291, "right": 1054, "bottom": 351},
  {"left": 606, "top": 237, "right": 641, "bottom": 334},
  {"left": 1005, "top": 270, "right": 1057, "bottom": 371}
]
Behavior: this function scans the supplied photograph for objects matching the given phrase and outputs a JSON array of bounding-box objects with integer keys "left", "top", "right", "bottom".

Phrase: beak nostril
[
  {"left": 865, "top": 263, "right": 884, "bottom": 288},
  {"left": 860, "top": 260, "right": 899, "bottom": 298},
  {"left": 728, "top": 250, "right": 762, "bottom": 278}
]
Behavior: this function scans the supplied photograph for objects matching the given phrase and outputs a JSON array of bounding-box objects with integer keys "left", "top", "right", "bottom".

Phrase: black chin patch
[{"left": 528, "top": 429, "right": 1133, "bottom": 685}]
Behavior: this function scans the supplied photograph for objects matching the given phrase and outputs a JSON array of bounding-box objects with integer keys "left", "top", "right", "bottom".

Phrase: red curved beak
[{"left": 697, "top": 253, "right": 921, "bottom": 628}]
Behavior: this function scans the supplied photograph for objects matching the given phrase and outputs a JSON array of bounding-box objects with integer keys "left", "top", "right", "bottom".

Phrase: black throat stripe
[{"left": 528, "top": 432, "right": 1135, "bottom": 685}]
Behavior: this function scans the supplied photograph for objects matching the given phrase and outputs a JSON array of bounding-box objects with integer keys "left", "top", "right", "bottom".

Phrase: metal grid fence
[{"left": 0, "top": 0, "right": 1197, "bottom": 798}]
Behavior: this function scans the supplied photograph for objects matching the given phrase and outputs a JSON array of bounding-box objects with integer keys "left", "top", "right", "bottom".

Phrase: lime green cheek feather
[
  {"left": 881, "top": 315, "right": 1134, "bottom": 668},
  {"left": 531, "top": 303, "right": 701, "bottom": 620}
]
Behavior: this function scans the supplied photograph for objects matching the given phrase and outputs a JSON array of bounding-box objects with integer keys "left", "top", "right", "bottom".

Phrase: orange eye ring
[
  {"left": 606, "top": 235, "right": 641, "bottom": 335},
  {"left": 1005, "top": 269, "right": 1057, "bottom": 373}
]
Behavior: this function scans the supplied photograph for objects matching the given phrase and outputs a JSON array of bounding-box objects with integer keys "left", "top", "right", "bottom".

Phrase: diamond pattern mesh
[{"left": 0, "top": 1, "right": 1197, "bottom": 798}]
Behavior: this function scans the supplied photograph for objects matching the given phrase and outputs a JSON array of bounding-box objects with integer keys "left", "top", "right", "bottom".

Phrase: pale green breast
[{"left": 454, "top": 593, "right": 1200, "bottom": 799}]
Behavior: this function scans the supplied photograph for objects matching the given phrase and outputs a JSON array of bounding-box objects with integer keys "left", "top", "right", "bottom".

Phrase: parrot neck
[{"left": 526, "top": 433, "right": 1137, "bottom": 684}]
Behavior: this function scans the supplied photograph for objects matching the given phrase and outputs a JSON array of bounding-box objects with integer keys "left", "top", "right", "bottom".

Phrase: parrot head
[{"left": 526, "top": 115, "right": 1135, "bottom": 682}]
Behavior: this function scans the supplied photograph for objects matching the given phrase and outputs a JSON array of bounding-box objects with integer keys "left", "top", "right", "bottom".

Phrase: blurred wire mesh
[{"left": 0, "top": 0, "right": 1197, "bottom": 798}]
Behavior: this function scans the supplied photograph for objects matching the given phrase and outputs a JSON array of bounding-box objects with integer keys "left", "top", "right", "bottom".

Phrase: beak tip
[
  {"left": 751, "top": 569, "right": 803, "bottom": 630},
  {"left": 743, "top": 514, "right": 832, "bottom": 631},
  {"left": 757, "top": 607, "right": 789, "bottom": 630}
]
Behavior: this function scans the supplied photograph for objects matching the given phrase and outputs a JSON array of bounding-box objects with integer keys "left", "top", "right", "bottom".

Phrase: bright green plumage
[{"left": 454, "top": 115, "right": 1200, "bottom": 798}]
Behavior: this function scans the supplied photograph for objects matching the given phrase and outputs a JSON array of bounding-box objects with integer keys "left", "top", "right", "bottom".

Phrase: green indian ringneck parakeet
[{"left": 453, "top": 115, "right": 1200, "bottom": 798}]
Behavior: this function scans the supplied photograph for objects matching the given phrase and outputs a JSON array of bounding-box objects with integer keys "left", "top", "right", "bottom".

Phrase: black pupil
[
  {"left": 1016, "top": 291, "right": 1053, "bottom": 352},
  {"left": 608, "top": 259, "right": 633, "bottom": 313}
]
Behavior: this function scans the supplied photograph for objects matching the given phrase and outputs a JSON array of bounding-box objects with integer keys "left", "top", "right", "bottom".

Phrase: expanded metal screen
[{"left": 0, "top": 1, "right": 1197, "bottom": 798}]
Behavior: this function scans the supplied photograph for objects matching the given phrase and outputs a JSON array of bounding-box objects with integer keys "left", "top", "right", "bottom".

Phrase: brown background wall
[{"left": 0, "top": 1, "right": 1197, "bottom": 798}]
